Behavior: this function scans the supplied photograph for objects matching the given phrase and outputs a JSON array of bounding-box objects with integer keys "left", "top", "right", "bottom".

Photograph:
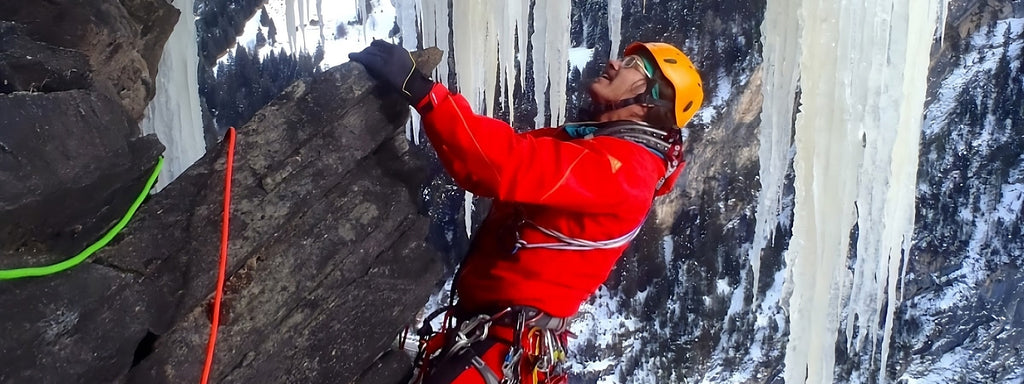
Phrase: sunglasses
[{"left": 621, "top": 55, "right": 653, "bottom": 79}]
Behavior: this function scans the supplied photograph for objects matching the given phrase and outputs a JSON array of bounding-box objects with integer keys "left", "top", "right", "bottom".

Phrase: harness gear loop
[{"left": 413, "top": 307, "right": 572, "bottom": 384}]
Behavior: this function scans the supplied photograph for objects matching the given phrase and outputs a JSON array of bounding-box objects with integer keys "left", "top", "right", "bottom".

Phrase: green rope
[{"left": 0, "top": 157, "right": 164, "bottom": 280}]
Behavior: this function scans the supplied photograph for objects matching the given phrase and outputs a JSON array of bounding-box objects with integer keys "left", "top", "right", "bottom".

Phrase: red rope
[{"left": 200, "top": 127, "right": 236, "bottom": 384}]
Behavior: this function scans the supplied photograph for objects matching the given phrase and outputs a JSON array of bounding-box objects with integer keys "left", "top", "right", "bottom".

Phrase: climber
[{"left": 349, "top": 39, "right": 703, "bottom": 383}]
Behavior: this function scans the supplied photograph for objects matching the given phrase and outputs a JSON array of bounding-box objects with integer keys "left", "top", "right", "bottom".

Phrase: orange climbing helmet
[{"left": 624, "top": 42, "right": 704, "bottom": 128}]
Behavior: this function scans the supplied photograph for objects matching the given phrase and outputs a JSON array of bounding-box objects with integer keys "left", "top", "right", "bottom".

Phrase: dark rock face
[
  {"left": 0, "top": 0, "right": 175, "bottom": 272},
  {"left": 0, "top": 0, "right": 178, "bottom": 120},
  {"left": 0, "top": 22, "right": 93, "bottom": 93},
  {"left": 0, "top": 48, "right": 446, "bottom": 383},
  {"left": 0, "top": 90, "right": 163, "bottom": 266}
]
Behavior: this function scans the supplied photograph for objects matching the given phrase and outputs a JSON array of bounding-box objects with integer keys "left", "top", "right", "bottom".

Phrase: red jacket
[{"left": 416, "top": 83, "right": 683, "bottom": 318}]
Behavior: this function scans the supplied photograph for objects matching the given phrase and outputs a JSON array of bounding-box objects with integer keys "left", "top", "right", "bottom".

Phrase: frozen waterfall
[
  {"left": 753, "top": 0, "right": 947, "bottom": 383},
  {"left": 140, "top": 0, "right": 205, "bottom": 190}
]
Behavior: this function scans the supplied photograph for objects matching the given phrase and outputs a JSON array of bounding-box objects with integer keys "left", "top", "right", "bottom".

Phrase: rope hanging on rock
[
  {"left": 200, "top": 126, "right": 237, "bottom": 384},
  {"left": 0, "top": 157, "right": 164, "bottom": 280}
]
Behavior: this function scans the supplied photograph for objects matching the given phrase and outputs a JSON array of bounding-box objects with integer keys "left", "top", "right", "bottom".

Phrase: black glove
[{"left": 348, "top": 40, "right": 434, "bottom": 104}]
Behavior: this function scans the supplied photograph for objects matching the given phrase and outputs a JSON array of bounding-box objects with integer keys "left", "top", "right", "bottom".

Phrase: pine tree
[
  {"left": 259, "top": 7, "right": 271, "bottom": 27},
  {"left": 256, "top": 26, "right": 267, "bottom": 49},
  {"left": 314, "top": 42, "right": 325, "bottom": 68},
  {"left": 267, "top": 19, "right": 278, "bottom": 45}
]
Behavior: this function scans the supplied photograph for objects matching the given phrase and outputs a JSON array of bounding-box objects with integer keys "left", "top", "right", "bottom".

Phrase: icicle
[
  {"left": 482, "top": 4, "right": 499, "bottom": 117},
  {"left": 771, "top": 0, "right": 948, "bottom": 382},
  {"left": 500, "top": 0, "right": 522, "bottom": 126},
  {"left": 316, "top": 0, "right": 324, "bottom": 43},
  {"left": 420, "top": 0, "right": 435, "bottom": 48},
  {"left": 464, "top": 191, "right": 474, "bottom": 238},
  {"left": 781, "top": 2, "right": 854, "bottom": 382},
  {"left": 297, "top": 0, "right": 307, "bottom": 52},
  {"left": 749, "top": 0, "right": 801, "bottom": 304},
  {"left": 285, "top": 0, "right": 298, "bottom": 51},
  {"left": 397, "top": 0, "right": 422, "bottom": 144},
  {"left": 140, "top": 0, "right": 205, "bottom": 191},
  {"left": 862, "top": 1, "right": 946, "bottom": 381},
  {"left": 545, "top": 2, "right": 571, "bottom": 126},
  {"left": 420, "top": 0, "right": 450, "bottom": 145},
  {"left": 607, "top": 0, "right": 622, "bottom": 60},
  {"left": 434, "top": 0, "right": 449, "bottom": 86},
  {"left": 531, "top": 0, "right": 547, "bottom": 128},
  {"left": 417, "top": 0, "right": 448, "bottom": 82},
  {"left": 517, "top": 1, "right": 530, "bottom": 100},
  {"left": 397, "top": 0, "right": 420, "bottom": 51},
  {"left": 452, "top": 1, "right": 481, "bottom": 109},
  {"left": 357, "top": 0, "right": 368, "bottom": 43}
]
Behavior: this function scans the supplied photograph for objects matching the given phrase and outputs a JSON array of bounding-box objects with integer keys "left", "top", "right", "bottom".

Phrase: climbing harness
[
  {"left": 412, "top": 306, "right": 572, "bottom": 384},
  {"left": 0, "top": 157, "right": 164, "bottom": 280},
  {"left": 200, "top": 126, "right": 237, "bottom": 384}
]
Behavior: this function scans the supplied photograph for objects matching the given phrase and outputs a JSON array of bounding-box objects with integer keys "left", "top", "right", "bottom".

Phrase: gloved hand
[{"left": 348, "top": 40, "right": 434, "bottom": 104}]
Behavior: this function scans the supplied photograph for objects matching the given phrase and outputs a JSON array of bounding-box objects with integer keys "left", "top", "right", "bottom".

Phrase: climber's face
[{"left": 589, "top": 56, "right": 650, "bottom": 104}]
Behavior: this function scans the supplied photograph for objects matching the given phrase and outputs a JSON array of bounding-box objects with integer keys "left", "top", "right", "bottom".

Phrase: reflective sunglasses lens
[
  {"left": 622, "top": 55, "right": 650, "bottom": 78},
  {"left": 623, "top": 56, "right": 639, "bottom": 68}
]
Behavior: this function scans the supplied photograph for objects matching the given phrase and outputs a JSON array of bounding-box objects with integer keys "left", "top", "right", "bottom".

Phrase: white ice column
[
  {"left": 140, "top": 0, "right": 206, "bottom": 191},
  {"left": 608, "top": 0, "right": 622, "bottom": 59},
  {"left": 531, "top": 1, "right": 572, "bottom": 127},
  {"left": 544, "top": 2, "right": 571, "bottom": 126},
  {"left": 451, "top": 0, "right": 497, "bottom": 112},
  {"left": 749, "top": 0, "right": 801, "bottom": 301},
  {"left": 499, "top": 0, "right": 524, "bottom": 127},
  {"left": 846, "top": 2, "right": 946, "bottom": 382},
  {"left": 419, "top": 0, "right": 449, "bottom": 87},
  {"left": 530, "top": 0, "right": 548, "bottom": 128},
  {"left": 397, "top": 0, "right": 422, "bottom": 143},
  {"left": 286, "top": 0, "right": 297, "bottom": 50},
  {"left": 773, "top": 0, "right": 947, "bottom": 382}
]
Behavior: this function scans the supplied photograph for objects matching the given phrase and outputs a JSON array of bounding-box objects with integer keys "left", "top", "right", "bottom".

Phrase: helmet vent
[
  {"left": 683, "top": 101, "right": 693, "bottom": 112},
  {"left": 664, "top": 58, "right": 678, "bottom": 64}
]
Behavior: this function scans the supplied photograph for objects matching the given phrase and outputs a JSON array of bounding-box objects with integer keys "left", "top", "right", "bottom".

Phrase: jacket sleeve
[{"left": 415, "top": 83, "right": 665, "bottom": 213}]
